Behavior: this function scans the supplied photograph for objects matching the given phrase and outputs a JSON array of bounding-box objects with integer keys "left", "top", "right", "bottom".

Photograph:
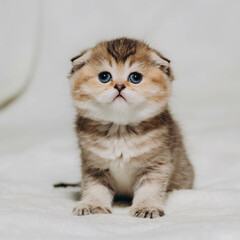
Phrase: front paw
[
  {"left": 130, "top": 206, "right": 165, "bottom": 218},
  {"left": 73, "top": 202, "right": 112, "bottom": 216}
]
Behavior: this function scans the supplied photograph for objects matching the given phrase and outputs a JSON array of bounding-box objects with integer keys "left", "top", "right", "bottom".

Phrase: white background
[{"left": 0, "top": 0, "right": 240, "bottom": 239}]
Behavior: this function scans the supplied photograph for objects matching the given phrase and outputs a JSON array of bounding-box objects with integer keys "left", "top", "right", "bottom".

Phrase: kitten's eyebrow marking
[
  {"left": 129, "top": 59, "right": 135, "bottom": 68},
  {"left": 108, "top": 59, "right": 112, "bottom": 67},
  {"left": 127, "top": 61, "right": 142, "bottom": 72}
]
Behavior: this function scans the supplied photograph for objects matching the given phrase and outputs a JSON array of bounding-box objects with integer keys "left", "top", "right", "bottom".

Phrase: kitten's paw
[
  {"left": 130, "top": 206, "right": 165, "bottom": 218},
  {"left": 73, "top": 203, "right": 111, "bottom": 216}
]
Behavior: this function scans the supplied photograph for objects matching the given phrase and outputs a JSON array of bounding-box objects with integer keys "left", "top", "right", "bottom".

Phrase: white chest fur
[
  {"left": 101, "top": 125, "right": 140, "bottom": 195},
  {"left": 108, "top": 158, "right": 137, "bottom": 196},
  {"left": 90, "top": 124, "right": 158, "bottom": 161},
  {"left": 86, "top": 124, "right": 159, "bottom": 195}
]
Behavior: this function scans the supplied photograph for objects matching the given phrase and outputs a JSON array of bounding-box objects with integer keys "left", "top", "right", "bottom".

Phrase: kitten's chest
[
  {"left": 98, "top": 135, "right": 135, "bottom": 161},
  {"left": 81, "top": 124, "right": 158, "bottom": 194},
  {"left": 87, "top": 125, "right": 142, "bottom": 195},
  {"left": 90, "top": 124, "right": 152, "bottom": 161},
  {"left": 108, "top": 158, "right": 137, "bottom": 196}
]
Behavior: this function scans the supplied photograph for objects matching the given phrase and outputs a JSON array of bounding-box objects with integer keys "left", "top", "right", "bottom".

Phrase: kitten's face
[{"left": 69, "top": 38, "right": 174, "bottom": 124}]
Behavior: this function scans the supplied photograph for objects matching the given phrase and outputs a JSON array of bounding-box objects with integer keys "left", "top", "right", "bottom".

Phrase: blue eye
[
  {"left": 98, "top": 72, "right": 112, "bottom": 83},
  {"left": 128, "top": 72, "right": 142, "bottom": 84}
]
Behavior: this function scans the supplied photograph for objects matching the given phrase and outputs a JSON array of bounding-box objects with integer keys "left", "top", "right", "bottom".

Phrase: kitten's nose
[{"left": 114, "top": 84, "right": 126, "bottom": 92}]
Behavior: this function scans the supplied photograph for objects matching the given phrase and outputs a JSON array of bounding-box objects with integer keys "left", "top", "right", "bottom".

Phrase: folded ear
[
  {"left": 151, "top": 51, "right": 174, "bottom": 80},
  {"left": 71, "top": 50, "right": 91, "bottom": 65},
  {"left": 70, "top": 50, "right": 91, "bottom": 74}
]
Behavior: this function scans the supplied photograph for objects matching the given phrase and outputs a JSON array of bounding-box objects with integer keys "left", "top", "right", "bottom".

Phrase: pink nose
[{"left": 114, "top": 84, "right": 126, "bottom": 92}]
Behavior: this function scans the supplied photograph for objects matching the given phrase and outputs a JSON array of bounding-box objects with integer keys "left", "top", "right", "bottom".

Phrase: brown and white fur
[{"left": 68, "top": 38, "right": 194, "bottom": 218}]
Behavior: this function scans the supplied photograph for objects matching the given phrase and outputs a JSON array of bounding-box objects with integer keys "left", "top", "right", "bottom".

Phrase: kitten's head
[{"left": 69, "top": 38, "right": 174, "bottom": 125}]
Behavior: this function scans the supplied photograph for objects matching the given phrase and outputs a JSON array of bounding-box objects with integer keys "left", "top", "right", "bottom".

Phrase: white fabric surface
[
  {"left": 0, "top": 1, "right": 240, "bottom": 239},
  {"left": 0, "top": 0, "right": 42, "bottom": 107}
]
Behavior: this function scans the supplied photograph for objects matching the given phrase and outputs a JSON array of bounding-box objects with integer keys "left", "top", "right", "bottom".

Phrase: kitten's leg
[
  {"left": 73, "top": 173, "right": 113, "bottom": 216},
  {"left": 130, "top": 163, "right": 173, "bottom": 219}
]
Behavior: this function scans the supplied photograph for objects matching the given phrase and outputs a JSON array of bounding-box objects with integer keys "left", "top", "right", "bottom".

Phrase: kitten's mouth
[{"left": 113, "top": 94, "right": 127, "bottom": 102}]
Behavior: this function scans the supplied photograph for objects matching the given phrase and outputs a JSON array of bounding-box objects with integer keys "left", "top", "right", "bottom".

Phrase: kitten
[{"left": 68, "top": 38, "right": 194, "bottom": 218}]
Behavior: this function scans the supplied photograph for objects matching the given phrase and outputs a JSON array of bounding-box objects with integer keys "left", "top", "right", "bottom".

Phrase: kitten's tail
[{"left": 53, "top": 182, "right": 81, "bottom": 188}]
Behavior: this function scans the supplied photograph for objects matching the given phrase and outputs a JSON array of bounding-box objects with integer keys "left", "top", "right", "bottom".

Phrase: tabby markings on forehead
[{"left": 107, "top": 39, "right": 137, "bottom": 63}]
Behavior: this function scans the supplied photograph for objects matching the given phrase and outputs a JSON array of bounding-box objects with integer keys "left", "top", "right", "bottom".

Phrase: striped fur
[{"left": 69, "top": 38, "right": 194, "bottom": 218}]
